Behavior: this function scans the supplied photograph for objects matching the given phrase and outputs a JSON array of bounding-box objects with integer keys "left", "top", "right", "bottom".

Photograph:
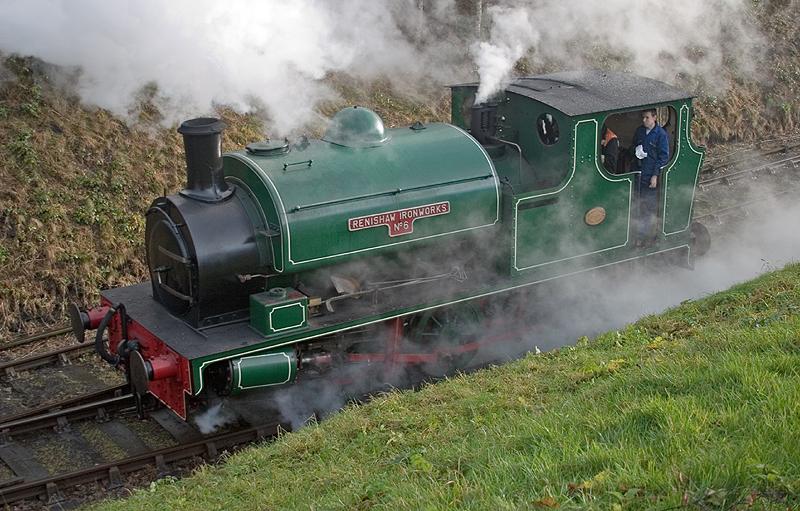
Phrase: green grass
[{"left": 93, "top": 264, "right": 800, "bottom": 510}]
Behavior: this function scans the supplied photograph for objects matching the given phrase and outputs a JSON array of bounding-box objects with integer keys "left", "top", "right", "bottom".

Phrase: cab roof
[{"left": 454, "top": 70, "right": 693, "bottom": 117}]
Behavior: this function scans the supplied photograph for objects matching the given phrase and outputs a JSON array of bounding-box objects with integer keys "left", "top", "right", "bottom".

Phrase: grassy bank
[{"left": 94, "top": 263, "right": 800, "bottom": 510}]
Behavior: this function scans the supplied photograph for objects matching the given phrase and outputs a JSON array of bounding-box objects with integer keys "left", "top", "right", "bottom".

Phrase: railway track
[
  {"left": 0, "top": 342, "right": 95, "bottom": 378},
  {"left": 0, "top": 341, "right": 287, "bottom": 508},
  {"left": 694, "top": 188, "right": 800, "bottom": 224},
  {"left": 698, "top": 151, "right": 800, "bottom": 188},
  {"left": 693, "top": 141, "right": 800, "bottom": 223},
  {"left": 0, "top": 374, "right": 289, "bottom": 507},
  {"left": 0, "top": 383, "right": 130, "bottom": 434},
  {"left": 701, "top": 134, "right": 800, "bottom": 174},
  {"left": 0, "top": 326, "right": 72, "bottom": 352},
  {"left": 0, "top": 333, "right": 124, "bottom": 425},
  {"left": 0, "top": 419, "right": 281, "bottom": 506}
]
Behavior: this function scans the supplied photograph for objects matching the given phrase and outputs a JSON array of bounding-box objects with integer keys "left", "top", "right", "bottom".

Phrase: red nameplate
[{"left": 348, "top": 201, "right": 450, "bottom": 237}]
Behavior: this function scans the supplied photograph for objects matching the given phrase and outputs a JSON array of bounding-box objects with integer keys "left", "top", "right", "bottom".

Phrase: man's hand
[{"left": 649, "top": 175, "right": 658, "bottom": 188}]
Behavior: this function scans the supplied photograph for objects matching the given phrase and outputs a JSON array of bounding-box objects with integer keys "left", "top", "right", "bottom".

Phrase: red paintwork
[
  {"left": 86, "top": 306, "right": 111, "bottom": 329},
  {"left": 100, "top": 297, "right": 192, "bottom": 419},
  {"left": 150, "top": 355, "right": 179, "bottom": 380},
  {"left": 345, "top": 320, "right": 527, "bottom": 365},
  {"left": 347, "top": 340, "right": 485, "bottom": 364},
  {"left": 383, "top": 317, "right": 404, "bottom": 373}
]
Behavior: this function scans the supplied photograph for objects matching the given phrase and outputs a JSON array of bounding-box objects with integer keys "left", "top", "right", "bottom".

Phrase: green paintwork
[
  {"left": 322, "top": 106, "right": 390, "bottom": 148},
  {"left": 452, "top": 86, "right": 575, "bottom": 190},
  {"left": 228, "top": 347, "right": 297, "bottom": 395},
  {"left": 512, "top": 118, "right": 632, "bottom": 273},
  {"left": 187, "top": 84, "right": 705, "bottom": 396},
  {"left": 224, "top": 121, "right": 500, "bottom": 273},
  {"left": 451, "top": 85, "right": 704, "bottom": 279},
  {"left": 250, "top": 287, "right": 308, "bottom": 336},
  {"left": 661, "top": 104, "right": 704, "bottom": 234}
]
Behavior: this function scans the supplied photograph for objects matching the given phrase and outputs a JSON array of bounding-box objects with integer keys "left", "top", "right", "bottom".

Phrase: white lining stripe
[
  {"left": 235, "top": 352, "right": 294, "bottom": 390},
  {"left": 227, "top": 154, "right": 288, "bottom": 273},
  {"left": 512, "top": 119, "right": 633, "bottom": 271},
  {"left": 662, "top": 104, "right": 704, "bottom": 236},
  {"left": 268, "top": 302, "right": 306, "bottom": 333},
  {"left": 226, "top": 175, "right": 279, "bottom": 274}
]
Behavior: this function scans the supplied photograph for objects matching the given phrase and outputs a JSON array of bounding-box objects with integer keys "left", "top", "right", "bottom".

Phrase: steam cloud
[
  {"left": 194, "top": 401, "right": 237, "bottom": 434},
  {"left": 0, "top": 0, "right": 788, "bottom": 429},
  {"left": 471, "top": 0, "right": 764, "bottom": 103},
  {"left": 472, "top": 5, "right": 539, "bottom": 103},
  {"left": 0, "top": 0, "right": 465, "bottom": 134},
  {"left": 0, "top": 0, "right": 765, "bottom": 133}
]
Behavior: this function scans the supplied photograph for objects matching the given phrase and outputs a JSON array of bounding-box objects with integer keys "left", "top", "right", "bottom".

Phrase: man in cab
[{"left": 632, "top": 108, "right": 669, "bottom": 246}]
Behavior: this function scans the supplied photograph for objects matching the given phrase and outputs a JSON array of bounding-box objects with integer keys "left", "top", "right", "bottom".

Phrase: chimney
[{"left": 177, "top": 117, "right": 232, "bottom": 202}]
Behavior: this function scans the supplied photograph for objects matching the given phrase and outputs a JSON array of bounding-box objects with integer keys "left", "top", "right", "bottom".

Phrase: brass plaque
[{"left": 585, "top": 207, "right": 606, "bottom": 226}]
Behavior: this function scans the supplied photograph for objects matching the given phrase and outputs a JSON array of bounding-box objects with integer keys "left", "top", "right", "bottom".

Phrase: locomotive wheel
[{"left": 406, "top": 303, "right": 481, "bottom": 376}]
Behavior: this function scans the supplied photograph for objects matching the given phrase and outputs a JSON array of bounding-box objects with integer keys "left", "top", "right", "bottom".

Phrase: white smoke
[
  {"left": 471, "top": 0, "right": 765, "bottom": 103},
  {"left": 471, "top": 6, "right": 538, "bottom": 103},
  {"left": 0, "top": 1, "right": 767, "bottom": 133},
  {"left": 0, "top": 0, "right": 466, "bottom": 134},
  {"left": 217, "top": 173, "right": 800, "bottom": 432},
  {"left": 193, "top": 401, "right": 237, "bottom": 434},
  {"left": 481, "top": 185, "right": 800, "bottom": 362}
]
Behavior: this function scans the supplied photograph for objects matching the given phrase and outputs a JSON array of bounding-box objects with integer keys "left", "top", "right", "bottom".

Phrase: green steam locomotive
[{"left": 72, "top": 70, "right": 705, "bottom": 419}]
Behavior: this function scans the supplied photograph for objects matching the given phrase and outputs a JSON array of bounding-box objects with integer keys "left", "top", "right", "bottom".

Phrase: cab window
[
  {"left": 599, "top": 106, "right": 677, "bottom": 174},
  {"left": 537, "top": 113, "right": 560, "bottom": 146}
]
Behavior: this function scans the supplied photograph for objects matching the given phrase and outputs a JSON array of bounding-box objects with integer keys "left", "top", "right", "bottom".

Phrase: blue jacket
[{"left": 632, "top": 123, "right": 669, "bottom": 178}]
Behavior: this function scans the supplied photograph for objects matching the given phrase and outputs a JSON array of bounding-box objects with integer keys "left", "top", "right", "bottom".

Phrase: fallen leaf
[{"left": 533, "top": 496, "right": 559, "bottom": 508}]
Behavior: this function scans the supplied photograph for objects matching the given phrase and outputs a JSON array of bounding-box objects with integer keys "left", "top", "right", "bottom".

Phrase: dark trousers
[{"left": 637, "top": 175, "right": 659, "bottom": 240}]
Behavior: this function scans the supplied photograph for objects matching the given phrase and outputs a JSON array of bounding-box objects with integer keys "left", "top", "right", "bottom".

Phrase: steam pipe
[
  {"left": 95, "top": 306, "right": 121, "bottom": 366},
  {"left": 491, "top": 137, "right": 523, "bottom": 183}
]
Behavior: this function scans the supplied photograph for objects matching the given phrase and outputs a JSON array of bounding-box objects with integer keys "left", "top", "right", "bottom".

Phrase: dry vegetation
[
  {"left": 0, "top": 1, "right": 798, "bottom": 338},
  {"left": 692, "top": 2, "right": 800, "bottom": 142}
]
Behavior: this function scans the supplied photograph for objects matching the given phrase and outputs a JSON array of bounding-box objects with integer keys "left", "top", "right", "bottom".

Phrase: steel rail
[
  {"left": 699, "top": 152, "right": 800, "bottom": 186},
  {"left": 0, "top": 421, "right": 281, "bottom": 505},
  {"left": 0, "top": 343, "right": 94, "bottom": 375},
  {"left": 702, "top": 140, "right": 800, "bottom": 174},
  {"left": 693, "top": 188, "right": 800, "bottom": 222},
  {"left": 0, "top": 385, "right": 132, "bottom": 436},
  {"left": 0, "top": 326, "right": 72, "bottom": 352}
]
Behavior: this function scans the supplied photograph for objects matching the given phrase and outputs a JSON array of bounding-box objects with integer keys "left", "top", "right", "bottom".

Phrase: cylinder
[
  {"left": 177, "top": 117, "right": 232, "bottom": 203},
  {"left": 210, "top": 348, "right": 298, "bottom": 396}
]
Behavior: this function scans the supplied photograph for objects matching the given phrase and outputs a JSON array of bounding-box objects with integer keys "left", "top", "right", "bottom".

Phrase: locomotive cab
[{"left": 450, "top": 70, "right": 705, "bottom": 277}]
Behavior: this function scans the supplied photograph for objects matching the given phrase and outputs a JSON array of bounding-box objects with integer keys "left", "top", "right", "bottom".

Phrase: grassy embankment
[{"left": 94, "top": 263, "right": 800, "bottom": 510}]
